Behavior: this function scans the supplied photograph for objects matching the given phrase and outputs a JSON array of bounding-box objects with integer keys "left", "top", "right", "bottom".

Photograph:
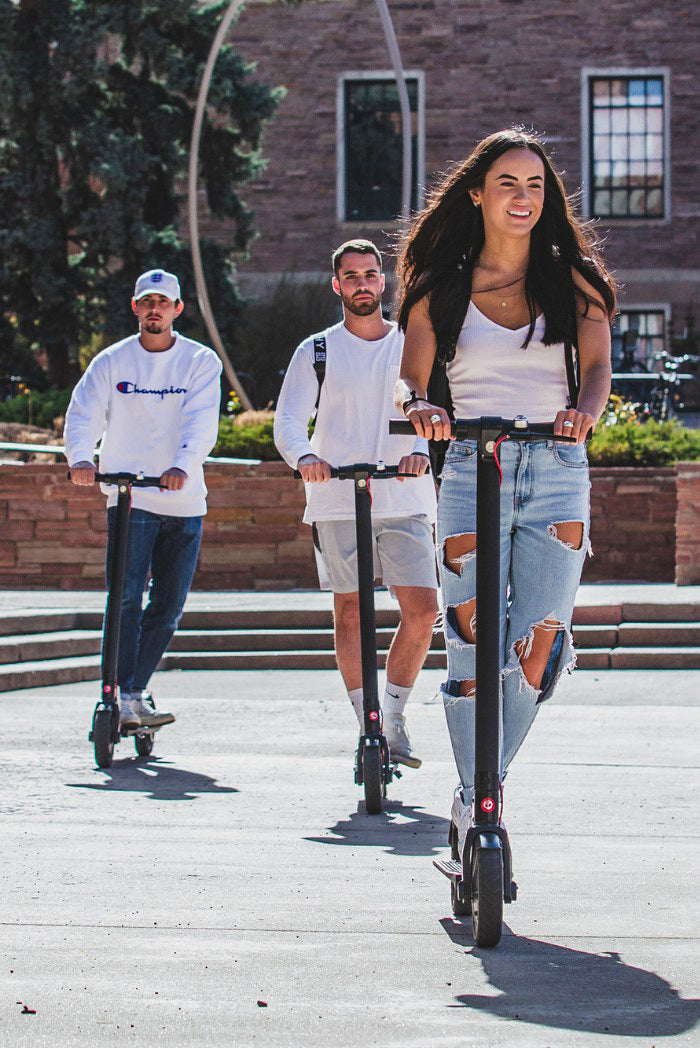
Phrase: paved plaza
[{"left": 0, "top": 657, "right": 698, "bottom": 1046}]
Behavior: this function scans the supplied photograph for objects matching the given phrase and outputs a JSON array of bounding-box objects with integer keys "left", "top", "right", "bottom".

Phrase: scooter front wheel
[
  {"left": 363, "top": 745, "right": 384, "bottom": 815},
  {"left": 93, "top": 708, "right": 115, "bottom": 768},
  {"left": 471, "top": 846, "right": 504, "bottom": 947},
  {"left": 134, "top": 732, "right": 154, "bottom": 757}
]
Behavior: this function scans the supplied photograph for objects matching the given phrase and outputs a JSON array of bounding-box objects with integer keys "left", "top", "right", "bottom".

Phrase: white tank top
[{"left": 446, "top": 301, "right": 573, "bottom": 423}]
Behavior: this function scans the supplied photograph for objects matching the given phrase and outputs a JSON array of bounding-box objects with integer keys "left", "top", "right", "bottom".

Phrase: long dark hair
[{"left": 396, "top": 128, "right": 617, "bottom": 362}]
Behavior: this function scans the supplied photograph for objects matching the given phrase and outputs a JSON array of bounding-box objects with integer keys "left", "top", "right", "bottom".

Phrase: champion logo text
[{"left": 116, "top": 381, "right": 187, "bottom": 399}]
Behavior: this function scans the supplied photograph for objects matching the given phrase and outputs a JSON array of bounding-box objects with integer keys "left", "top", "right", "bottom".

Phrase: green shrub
[
  {"left": 213, "top": 416, "right": 280, "bottom": 461},
  {"left": 588, "top": 418, "right": 700, "bottom": 467},
  {"left": 0, "top": 388, "right": 72, "bottom": 430}
]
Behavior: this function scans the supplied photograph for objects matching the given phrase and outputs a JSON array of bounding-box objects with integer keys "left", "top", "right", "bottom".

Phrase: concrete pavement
[{"left": 0, "top": 665, "right": 698, "bottom": 1046}]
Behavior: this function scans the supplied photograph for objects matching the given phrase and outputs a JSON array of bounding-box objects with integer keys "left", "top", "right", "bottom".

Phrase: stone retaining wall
[
  {"left": 675, "top": 463, "right": 700, "bottom": 585},
  {"left": 0, "top": 461, "right": 694, "bottom": 589}
]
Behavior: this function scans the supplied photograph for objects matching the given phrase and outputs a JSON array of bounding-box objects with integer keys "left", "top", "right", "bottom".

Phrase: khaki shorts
[{"left": 312, "top": 514, "right": 438, "bottom": 593}]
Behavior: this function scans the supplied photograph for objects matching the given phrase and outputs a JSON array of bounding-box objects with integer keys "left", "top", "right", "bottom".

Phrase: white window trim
[
  {"left": 336, "top": 70, "right": 425, "bottom": 225},
  {"left": 615, "top": 302, "right": 671, "bottom": 358},
  {"left": 580, "top": 67, "right": 671, "bottom": 223}
]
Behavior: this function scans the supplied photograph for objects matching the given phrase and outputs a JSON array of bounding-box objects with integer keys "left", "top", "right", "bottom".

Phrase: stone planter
[{"left": 0, "top": 461, "right": 691, "bottom": 588}]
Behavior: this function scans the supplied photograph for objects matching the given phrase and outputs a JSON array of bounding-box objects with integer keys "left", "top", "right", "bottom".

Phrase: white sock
[
  {"left": 383, "top": 681, "right": 412, "bottom": 717},
  {"left": 347, "top": 688, "right": 364, "bottom": 725}
]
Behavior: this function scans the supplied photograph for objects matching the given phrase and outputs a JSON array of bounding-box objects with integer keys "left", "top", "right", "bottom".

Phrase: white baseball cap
[{"left": 133, "top": 269, "right": 181, "bottom": 301}]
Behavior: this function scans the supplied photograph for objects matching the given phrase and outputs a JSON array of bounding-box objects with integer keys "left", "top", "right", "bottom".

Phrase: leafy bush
[
  {"left": 214, "top": 415, "right": 280, "bottom": 461},
  {"left": 588, "top": 418, "right": 700, "bottom": 467},
  {"left": 0, "top": 387, "right": 72, "bottom": 430}
]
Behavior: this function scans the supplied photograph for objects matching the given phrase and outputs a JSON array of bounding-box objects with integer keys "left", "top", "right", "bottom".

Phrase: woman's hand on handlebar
[
  {"left": 405, "top": 402, "right": 452, "bottom": 442},
  {"left": 297, "top": 454, "right": 332, "bottom": 483},
  {"left": 553, "top": 408, "right": 595, "bottom": 443},
  {"left": 396, "top": 452, "right": 430, "bottom": 482}
]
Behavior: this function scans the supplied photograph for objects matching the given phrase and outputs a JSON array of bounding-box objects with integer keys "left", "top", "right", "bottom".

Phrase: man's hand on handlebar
[
  {"left": 69, "top": 460, "right": 96, "bottom": 486},
  {"left": 553, "top": 409, "right": 594, "bottom": 443},
  {"left": 297, "top": 454, "right": 332, "bottom": 483},
  {"left": 397, "top": 453, "right": 430, "bottom": 482},
  {"left": 405, "top": 402, "right": 452, "bottom": 442},
  {"left": 159, "top": 467, "right": 188, "bottom": 491}
]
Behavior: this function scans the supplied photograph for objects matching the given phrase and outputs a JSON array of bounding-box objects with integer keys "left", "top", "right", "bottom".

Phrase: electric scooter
[
  {"left": 294, "top": 461, "right": 427, "bottom": 814},
  {"left": 390, "top": 416, "right": 576, "bottom": 946},
  {"left": 77, "top": 471, "right": 168, "bottom": 768}
]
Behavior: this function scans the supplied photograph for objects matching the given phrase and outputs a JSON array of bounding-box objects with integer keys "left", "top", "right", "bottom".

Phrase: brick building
[{"left": 198, "top": 0, "right": 699, "bottom": 372}]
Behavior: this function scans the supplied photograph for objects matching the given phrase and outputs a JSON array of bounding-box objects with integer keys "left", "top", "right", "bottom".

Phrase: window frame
[
  {"left": 612, "top": 303, "right": 670, "bottom": 372},
  {"left": 336, "top": 70, "right": 425, "bottom": 225},
  {"left": 580, "top": 67, "right": 671, "bottom": 223}
]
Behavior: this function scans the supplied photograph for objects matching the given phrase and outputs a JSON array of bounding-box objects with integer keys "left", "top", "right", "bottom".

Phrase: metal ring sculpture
[{"left": 188, "top": 0, "right": 412, "bottom": 409}]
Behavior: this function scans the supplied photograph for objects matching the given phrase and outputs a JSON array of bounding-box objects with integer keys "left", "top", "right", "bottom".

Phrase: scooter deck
[
  {"left": 434, "top": 858, "right": 462, "bottom": 881},
  {"left": 119, "top": 724, "right": 166, "bottom": 738}
]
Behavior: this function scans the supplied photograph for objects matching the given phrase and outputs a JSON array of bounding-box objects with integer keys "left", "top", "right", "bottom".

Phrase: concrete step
[
  {"left": 0, "top": 630, "right": 101, "bottom": 665},
  {"left": 2, "top": 643, "right": 698, "bottom": 693},
  {"left": 0, "top": 655, "right": 101, "bottom": 693},
  {"left": 610, "top": 647, "right": 700, "bottom": 669},
  {"left": 2, "top": 598, "right": 699, "bottom": 639},
  {"left": 617, "top": 622, "right": 700, "bottom": 646}
]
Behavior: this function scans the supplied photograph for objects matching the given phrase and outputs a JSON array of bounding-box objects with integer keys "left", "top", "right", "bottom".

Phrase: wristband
[{"left": 402, "top": 392, "right": 428, "bottom": 415}]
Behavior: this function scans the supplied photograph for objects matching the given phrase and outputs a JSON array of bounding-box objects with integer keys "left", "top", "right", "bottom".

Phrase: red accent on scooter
[
  {"left": 369, "top": 710, "right": 379, "bottom": 721},
  {"left": 103, "top": 685, "right": 111, "bottom": 694},
  {"left": 481, "top": 797, "right": 495, "bottom": 813}
]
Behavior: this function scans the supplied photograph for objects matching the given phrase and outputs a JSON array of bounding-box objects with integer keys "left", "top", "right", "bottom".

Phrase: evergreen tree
[{"left": 0, "top": 0, "right": 282, "bottom": 387}]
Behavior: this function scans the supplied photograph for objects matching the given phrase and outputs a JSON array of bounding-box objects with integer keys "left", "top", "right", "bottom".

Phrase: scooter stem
[
  {"left": 354, "top": 472, "right": 380, "bottom": 732},
  {"left": 101, "top": 481, "right": 131, "bottom": 700},
  {"left": 474, "top": 426, "right": 504, "bottom": 822}
]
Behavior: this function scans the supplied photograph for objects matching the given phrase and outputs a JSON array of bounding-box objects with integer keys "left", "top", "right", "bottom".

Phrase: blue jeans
[
  {"left": 105, "top": 508, "right": 203, "bottom": 693},
  {"left": 436, "top": 438, "right": 591, "bottom": 789}
]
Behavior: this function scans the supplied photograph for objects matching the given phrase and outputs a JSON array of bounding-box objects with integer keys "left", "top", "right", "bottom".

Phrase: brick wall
[
  {"left": 675, "top": 462, "right": 700, "bottom": 585},
  {"left": 0, "top": 461, "right": 690, "bottom": 588},
  {"left": 585, "top": 467, "right": 677, "bottom": 582},
  {"left": 0, "top": 463, "right": 315, "bottom": 591},
  {"left": 197, "top": 0, "right": 700, "bottom": 320}
]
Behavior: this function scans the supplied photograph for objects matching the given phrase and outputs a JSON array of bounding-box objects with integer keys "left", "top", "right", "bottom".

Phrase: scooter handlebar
[
  {"left": 389, "top": 418, "right": 577, "bottom": 442},
  {"left": 293, "top": 462, "right": 429, "bottom": 480},
  {"left": 66, "top": 470, "right": 164, "bottom": 487}
]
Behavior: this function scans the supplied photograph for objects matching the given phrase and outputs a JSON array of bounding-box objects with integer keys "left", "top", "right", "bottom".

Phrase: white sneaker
[
  {"left": 130, "top": 691, "right": 175, "bottom": 728},
  {"left": 119, "top": 696, "right": 141, "bottom": 730},
  {"left": 451, "top": 785, "right": 474, "bottom": 859},
  {"left": 384, "top": 713, "right": 421, "bottom": 769}
]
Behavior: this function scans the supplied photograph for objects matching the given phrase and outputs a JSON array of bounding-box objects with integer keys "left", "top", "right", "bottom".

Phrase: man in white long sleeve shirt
[
  {"left": 274, "top": 241, "right": 438, "bottom": 767},
  {"left": 65, "top": 269, "right": 222, "bottom": 730}
]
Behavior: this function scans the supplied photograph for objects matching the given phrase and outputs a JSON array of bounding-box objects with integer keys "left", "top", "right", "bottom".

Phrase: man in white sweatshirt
[
  {"left": 65, "top": 269, "right": 222, "bottom": 730},
  {"left": 274, "top": 241, "right": 438, "bottom": 768}
]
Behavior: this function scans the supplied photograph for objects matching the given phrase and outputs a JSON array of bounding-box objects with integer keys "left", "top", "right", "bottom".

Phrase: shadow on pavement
[
  {"left": 66, "top": 757, "right": 239, "bottom": 801},
  {"left": 305, "top": 801, "right": 450, "bottom": 856},
  {"left": 441, "top": 918, "right": 700, "bottom": 1038}
]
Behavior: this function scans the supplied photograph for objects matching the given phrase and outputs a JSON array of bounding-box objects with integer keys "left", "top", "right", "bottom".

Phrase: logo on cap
[{"left": 152, "top": 272, "right": 163, "bottom": 283}]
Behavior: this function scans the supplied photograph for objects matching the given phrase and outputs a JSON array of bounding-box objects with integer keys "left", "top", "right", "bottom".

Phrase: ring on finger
[
  {"left": 429, "top": 414, "right": 441, "bottom": 424},
  {"left": 562, "top": 420, "right": 574, "bottom": 428}
]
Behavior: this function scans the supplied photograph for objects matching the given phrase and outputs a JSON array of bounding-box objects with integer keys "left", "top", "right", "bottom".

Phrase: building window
[
  {"left": 338, "top": 74, "right": 422, "bottom": 223},
  {"left": 588, "top": 75, "right": 666, "bottom": 219},
  {"left": 612, "top": 310, "right": 666, "bottom": 371}
]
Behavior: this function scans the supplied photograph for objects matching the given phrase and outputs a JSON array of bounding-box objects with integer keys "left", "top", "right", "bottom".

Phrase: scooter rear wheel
[
  {"left": 93, "top": 708, "right": 114, "bottom": 769},
  {"left": 363, "top": 745, "right": 384, "bottom": 815},
  {"left": 134, "top": 733, "right": 154, "bottom": 757},
  {"left": 471, "top": 846, "right": 504, "bottom": 947}
]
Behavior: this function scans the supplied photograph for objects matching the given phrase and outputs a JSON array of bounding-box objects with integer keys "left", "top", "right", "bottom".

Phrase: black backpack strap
[
  {"left": 426, "top": 354, "right": 454, "bottom": 486},
  {"left": 564, "top": 340, "right": 579, "bottom": 408},
  {"left": 312, "top": 336, "right": 327, "bottom": 415}
]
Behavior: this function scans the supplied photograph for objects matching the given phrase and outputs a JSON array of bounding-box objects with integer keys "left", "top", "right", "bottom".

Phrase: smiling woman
[{"left": 393, "top": 126, "right": 619, "bottom": 874}]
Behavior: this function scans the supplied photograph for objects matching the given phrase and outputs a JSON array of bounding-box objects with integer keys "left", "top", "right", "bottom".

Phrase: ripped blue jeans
[{"left": 437, "top": 438, "right": 591, "bottom": 790}]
